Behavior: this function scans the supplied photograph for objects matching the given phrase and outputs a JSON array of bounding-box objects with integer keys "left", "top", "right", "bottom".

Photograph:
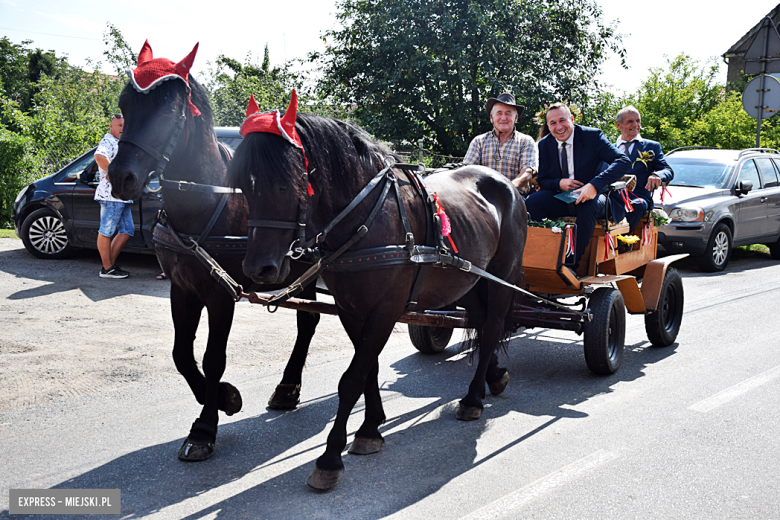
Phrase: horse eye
[{"left": 279, "top": 184, "right": 289, "bottom": 192}]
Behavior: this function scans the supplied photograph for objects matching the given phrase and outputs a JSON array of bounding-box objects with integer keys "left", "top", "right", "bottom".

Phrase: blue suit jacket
[
  {"left": 619, "top": 138, "right": 674, "bottom": 205},
  {"left": 537, "top": 125, "right": 631, "bottom": 193}
]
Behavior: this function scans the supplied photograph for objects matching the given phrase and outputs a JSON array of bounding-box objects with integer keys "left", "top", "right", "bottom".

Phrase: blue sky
[{"left": 1, "top": 0, "right": 777, "bottom": 95}]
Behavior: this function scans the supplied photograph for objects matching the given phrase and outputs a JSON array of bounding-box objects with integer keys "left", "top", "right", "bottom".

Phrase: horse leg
[
  {"left": 170, "top": 283, "right": 206, "bottom": 404},
  {"left": 307, "top": 311, "right": 395, "bottom": 491},
  {"left": 179, "top": 290, "right": 239, "bottom": 462},
  {"left": 486, "top": 352, "right": 510, "bottom": 396},
  {"left": 457, "top": 286, "right": 513, "bottom": 421},
  {"left": 348, "top": 359, "right": 385, "bottom": 455},
  {"left": 268, "top": 282, "right": 320, "bottom": 409}
]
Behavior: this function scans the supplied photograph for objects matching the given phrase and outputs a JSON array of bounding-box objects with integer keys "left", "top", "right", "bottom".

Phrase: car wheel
[
  {"left": 644, "top": 267, "right": 684, "bottom": 347},
  {"left": 20, "top": 208, "right": 73, "bottom": 259},
  {"left": 696, "top": 223, "right": 732, "bottom": 272},
  {"left": 769, "top": 239, "right": 780, "bottom": 260},
  {"left": 408, "top": 324, "right": 454, "bottom": 354},
  {"left": 583, "top": 288, "right": 626, "bottom": 375}
]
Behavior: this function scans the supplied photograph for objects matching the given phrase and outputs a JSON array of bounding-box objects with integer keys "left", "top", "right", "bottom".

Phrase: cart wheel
[
  {"left": 583, "top": 288, "right": 626, "bottom": 375},
  {"left": 644, "top": 267, "right": 684, "bottom": 347},
  {"left": 408, "top": 325, "right": 453, "bottom": 354}
]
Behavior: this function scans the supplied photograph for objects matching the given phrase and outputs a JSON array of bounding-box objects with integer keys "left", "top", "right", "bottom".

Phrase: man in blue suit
[
  {"left": 525, "top": 102, "right": 632, "bottom": 267},
  {"left": 611, "top": 106, "right": 674, "bottom": 232}
]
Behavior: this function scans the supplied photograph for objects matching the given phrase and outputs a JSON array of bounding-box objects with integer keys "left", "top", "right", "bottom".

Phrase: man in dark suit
[
  {"left": 611, "top": 106, "right": 674, "bottom": 232},
  {"left": 525, "top": 102, "right": 632, "bottom": 267}
]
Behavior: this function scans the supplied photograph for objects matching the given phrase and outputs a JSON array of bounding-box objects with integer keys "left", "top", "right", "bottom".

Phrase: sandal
[{"left": 156, "top": 272, "right": 167, "bottom": 280}]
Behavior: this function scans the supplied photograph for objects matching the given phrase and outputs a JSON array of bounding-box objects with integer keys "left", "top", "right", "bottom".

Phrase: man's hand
[
  {"left": 574, "top": 183, "right": 598, "bottom": 204},
  {"left": 513, "top": 168, "right": 535, "bottom": 194},
  {"left": 645, "top": 174, "right": 662, "bottom": 191},
  {"left": 559, "top": 178, "right": 584, "bottom": 191}
]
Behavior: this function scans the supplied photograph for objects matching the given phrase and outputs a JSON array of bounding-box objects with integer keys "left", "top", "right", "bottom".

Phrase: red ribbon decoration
[
  {"left": 619, "top": 187, "right": 634, "bottom": 212},
  {"left": 660, "top": 185, "right": 672, "bottom": 203},
  {"left": 604, "top": 233, "right": 616, "bottom": 260},
  {"left": 642, "top": 222, "right": 653, "bottom": 246},
  {"left": 434, "top": 192, "right": 458, "bottom": 253},
  {"left": 565, "top": 226, "right": 575, "bottom": 257}
]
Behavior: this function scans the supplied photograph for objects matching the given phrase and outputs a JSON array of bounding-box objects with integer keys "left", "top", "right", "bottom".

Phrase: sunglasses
[{"left": 111, "top": 114, "right": 123, "bottom": 120}]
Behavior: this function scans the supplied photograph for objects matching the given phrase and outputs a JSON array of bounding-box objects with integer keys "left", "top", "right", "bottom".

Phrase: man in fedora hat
[{"left": 463, "top": 92, "right": 538, "bottom": 194}]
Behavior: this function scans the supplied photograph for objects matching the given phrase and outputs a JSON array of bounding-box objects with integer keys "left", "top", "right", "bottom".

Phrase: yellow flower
[
  {"left": 632, "top": 150, "right": 655, "bottom": 169},
  {"left": 617, "top": 234, "right": 640, "bottom": 244}
]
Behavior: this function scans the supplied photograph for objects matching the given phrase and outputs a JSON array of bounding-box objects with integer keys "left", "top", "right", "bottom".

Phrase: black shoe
[{"left": 99, "top": 265, "right": 130, "bottom": 279}]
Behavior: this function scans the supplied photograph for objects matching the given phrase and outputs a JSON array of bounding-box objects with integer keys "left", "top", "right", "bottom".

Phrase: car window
[
  {"left": 58, "top": 152, "right": 97, "bottom": 183},
  {"left": 665, "top": 158, "right": 732, "bottom": 188},
  {"left": 218, "top": 137, "right": 243, "bottom": 154},
  {"left": 762, "top": 158, "right": 780, "bottom": 188},
  {"left": 738, "top": 159, "right": 762, "bottom": 189}
]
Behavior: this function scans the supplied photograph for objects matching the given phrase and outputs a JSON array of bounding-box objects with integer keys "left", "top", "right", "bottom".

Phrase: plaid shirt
[{"left": 463, "top": 130, "right": 538, "bottom": 180}]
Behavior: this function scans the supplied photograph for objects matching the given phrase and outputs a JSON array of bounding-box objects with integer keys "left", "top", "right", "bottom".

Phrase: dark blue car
[{"left": 13, "top": 127, "right": 242, "bottom": 259}]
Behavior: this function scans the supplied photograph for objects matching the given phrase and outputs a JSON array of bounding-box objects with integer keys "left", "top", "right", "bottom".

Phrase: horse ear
[
  {"left": 175, "top": 42, "right": 199, "bottom": 79},
  {"left": 137, "top": 40, "right": 153, "bottom": 66},
  {"left": 280, "top": 89, "right": 298, "bottom": 130},
  {"left": 246, "top": 94, "right": 259, "bottom": 118}
]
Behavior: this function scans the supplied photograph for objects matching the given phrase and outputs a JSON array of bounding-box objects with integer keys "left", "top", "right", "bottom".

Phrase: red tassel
[
  {"left": 307, "top": 182, "right": 314, "bottom": 197},
  {"left": 660, "top": 185, "right": 672, "bottom": 203}
]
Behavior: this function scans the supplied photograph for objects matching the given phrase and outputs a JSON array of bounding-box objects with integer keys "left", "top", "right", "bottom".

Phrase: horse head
[
  {"left": 110, "top": 40, "right": 204, "bottom": 201},
  {"left": 230, "top": 92, "right": 309, "bottom": 284}
]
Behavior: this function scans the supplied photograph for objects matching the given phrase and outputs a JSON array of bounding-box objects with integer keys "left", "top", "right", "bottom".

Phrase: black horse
[
  {"left": 108, "top": 43, "right": 319, "bottom": 462},
  {"left": 229, "top": 96, "right": 528, "bottom": 490}
]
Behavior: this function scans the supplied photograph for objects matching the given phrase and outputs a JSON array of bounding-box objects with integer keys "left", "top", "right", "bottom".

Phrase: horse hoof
[
  {"left": 488, "top": 371, "right": 510, "bottom": 396},
  {"left": 456, "top": 403, "right": 482, "bottom": 421},
  {"left": 307, "top": 466, "right": 342, "bottom": 491},
  {"left": 219, "top": 382, "right": 243, "bottom": 416},
  {"left": 268, "top": 383, "right": 301, "bottom": 410},
  {"left": 348, "top": 437, "right": 384, "bottom": 455},
  {"left": 178, "top": 438, "right": 215, "bottom": 462}
]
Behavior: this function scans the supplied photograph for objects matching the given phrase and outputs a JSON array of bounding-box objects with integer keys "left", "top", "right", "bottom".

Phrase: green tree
[
  {"left": 313, "top": 0, "right": 625, "bottom": 155},
  {"left": 625, "top": 54, "right": 722, "bottom": 151},
  {"left": 102, "top": 23, "right": 138, "bottom": 75}
]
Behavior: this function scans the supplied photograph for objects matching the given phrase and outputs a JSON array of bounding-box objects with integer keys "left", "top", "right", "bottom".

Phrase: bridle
[{"left": 118, "top": 102, "right": 188, "bottom": 193}]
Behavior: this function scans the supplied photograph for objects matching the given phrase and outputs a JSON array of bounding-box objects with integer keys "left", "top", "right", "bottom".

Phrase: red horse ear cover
[
  {"left": 137, "top": 40, "right": 153, "bottom": 66},
  {"left": 246, "top": 94, "right": 260, "bottom": 119},
  {"left": 240, "top": 89, "right": 311, "bottom": 179},
  {"left": 128, "top": 41, "right": 201, "bottom": 116},
  {"left": 175, "top": 42, "right": 199, "bottom": 83}
]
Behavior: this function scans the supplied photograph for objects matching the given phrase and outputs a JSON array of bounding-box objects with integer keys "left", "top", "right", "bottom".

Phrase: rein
[{"left": 249, "top": 160, "right": 588, "bottom": 318}]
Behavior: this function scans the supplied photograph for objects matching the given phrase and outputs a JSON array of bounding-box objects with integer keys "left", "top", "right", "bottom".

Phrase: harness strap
[
  {"left": 268, "top": 172, "right": 394, "bottom": 305},
  {"left": 306, "top": 166, "right": 393, "bottom": 248},
  {"left": 159, "top": 176, "right": 241, "bottom": 194},
  {"left": 197, "top": 194, "right": 230, "bottom": 244}
]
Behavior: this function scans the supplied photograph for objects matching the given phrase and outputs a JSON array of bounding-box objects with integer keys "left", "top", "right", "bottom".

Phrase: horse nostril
[{"left": 257, "top": 265, "right": 278, "bottom": 280}]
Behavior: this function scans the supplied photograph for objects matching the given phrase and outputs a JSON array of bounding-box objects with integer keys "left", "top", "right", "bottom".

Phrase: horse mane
[{"left": 229, "top": 113, "right": 398, "bottom": 214}]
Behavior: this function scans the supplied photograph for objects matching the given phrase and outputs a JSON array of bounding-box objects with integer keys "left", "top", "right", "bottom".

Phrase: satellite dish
[{"left": 742, "top": 74, "right": 780, "bottom": 119}]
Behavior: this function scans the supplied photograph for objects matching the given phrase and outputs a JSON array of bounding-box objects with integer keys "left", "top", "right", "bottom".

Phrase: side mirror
[{"left": 736, "top": 180, "right": 754, "bottom": 195}]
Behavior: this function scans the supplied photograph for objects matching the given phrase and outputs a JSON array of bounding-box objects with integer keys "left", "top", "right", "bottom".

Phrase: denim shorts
[{"left": 98, "top": 201, "right": 134, "bottom": 237}]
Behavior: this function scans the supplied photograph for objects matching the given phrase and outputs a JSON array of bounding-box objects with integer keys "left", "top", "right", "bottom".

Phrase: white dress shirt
[
  {"left": 556, "top": 133, "right": 575, "bottom": 179},
  {"left": 615, "top": 134, "right": 642, "bottom": 156}
]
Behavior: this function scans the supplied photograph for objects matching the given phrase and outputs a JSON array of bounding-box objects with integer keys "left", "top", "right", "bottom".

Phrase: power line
[{"left": 0, "top": 27, "right": 101, "bottom": 41}]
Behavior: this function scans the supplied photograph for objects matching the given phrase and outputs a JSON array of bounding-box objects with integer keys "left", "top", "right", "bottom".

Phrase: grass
[
  {"left": 735, "top": 244, "right": 770, "bottom": 254},
  {"left": 0, "top": 228, "right": 18, "bottom": 239}
]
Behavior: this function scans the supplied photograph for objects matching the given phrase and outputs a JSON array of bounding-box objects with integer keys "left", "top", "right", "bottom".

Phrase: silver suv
[{"left": 656, "top": 147, "right": 780, "bottom": 271}]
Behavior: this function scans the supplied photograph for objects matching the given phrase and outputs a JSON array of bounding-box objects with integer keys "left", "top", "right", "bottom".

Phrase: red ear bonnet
[
  {"left": 137, "top": 40, "right": 153, "bottom": 66},
  {"left": 240, "top": 89, "right": 308, "bottom": 172},
  {"left": 127, "top": 41, "right": 201, "bottom": 116}
]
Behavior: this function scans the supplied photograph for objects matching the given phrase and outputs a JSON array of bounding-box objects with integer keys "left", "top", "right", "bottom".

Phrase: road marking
[
  {"left": 688, "top": 365, "right": 780, "bottom": 413},
  {"left": 459, "top": 449, "right": 619, "bottom": 520}
]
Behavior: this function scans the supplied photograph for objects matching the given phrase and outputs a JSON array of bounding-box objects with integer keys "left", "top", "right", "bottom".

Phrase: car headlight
[
  {"left": 669, "top": 206, "right": 704, "bottom": 222},
  {"left": 14, "top": 185, "right": 30, "bottom": 204}
]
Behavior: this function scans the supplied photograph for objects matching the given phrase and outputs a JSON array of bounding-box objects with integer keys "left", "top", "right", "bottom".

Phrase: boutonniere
[{"left": 632, "top": 150, "right": 655, "bottom": 169}]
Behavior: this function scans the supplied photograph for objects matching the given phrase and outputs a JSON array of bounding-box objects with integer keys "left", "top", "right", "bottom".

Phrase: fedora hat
[{"left": 485, "top": 93, "right": 525, "bottom": 118}]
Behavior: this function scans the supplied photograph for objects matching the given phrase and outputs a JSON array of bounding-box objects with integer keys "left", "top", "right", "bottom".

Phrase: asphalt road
[{"left": 1, "top": 238, "right": 780, "bottom": 519}]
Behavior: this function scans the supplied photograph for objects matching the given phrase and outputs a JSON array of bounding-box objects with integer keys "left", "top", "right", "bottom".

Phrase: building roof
[{"left": 724, "top": 3, "right": 780, "bottom": 57}]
